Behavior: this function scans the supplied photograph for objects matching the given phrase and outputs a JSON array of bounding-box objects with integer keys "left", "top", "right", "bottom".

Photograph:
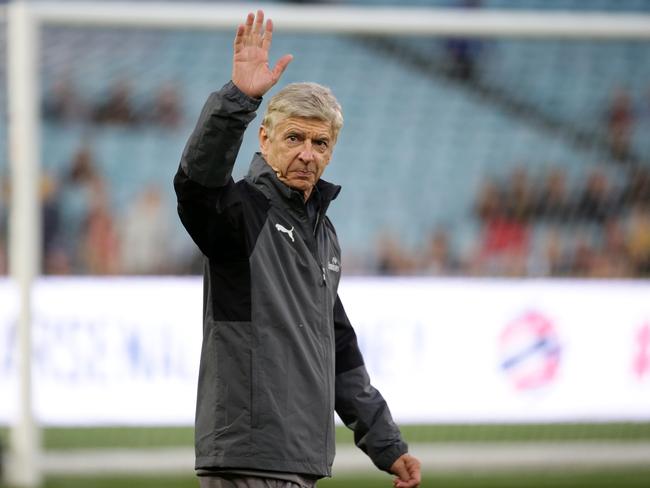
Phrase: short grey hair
[{"left": 262, "top": 82, "right": 344, "bottom": 140}]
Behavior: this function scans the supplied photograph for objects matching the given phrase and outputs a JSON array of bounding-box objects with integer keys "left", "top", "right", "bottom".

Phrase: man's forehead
[{"left": 276, "top": 117, "right": 333, "bottom": 137}]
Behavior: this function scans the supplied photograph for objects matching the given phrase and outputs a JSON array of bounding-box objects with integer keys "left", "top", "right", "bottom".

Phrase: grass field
[
  {"left": 3, "top": 423, "right": 650, "bottom": 450},
  {"left": 2, "top": 424, "right": 650, "bottom": 487}
]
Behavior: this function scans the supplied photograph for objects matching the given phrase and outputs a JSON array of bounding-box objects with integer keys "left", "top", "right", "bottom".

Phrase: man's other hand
[
  {"left": 232, "top": 10, "right": 293, "bottom": 99},
  {"left": 390, "top": 453, "right": 421, "bottom": 488}
]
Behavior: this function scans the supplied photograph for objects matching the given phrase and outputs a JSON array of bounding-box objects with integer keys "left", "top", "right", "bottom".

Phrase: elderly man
[{"left": 174, "top": 10, "right": 421, "bottom": 488}]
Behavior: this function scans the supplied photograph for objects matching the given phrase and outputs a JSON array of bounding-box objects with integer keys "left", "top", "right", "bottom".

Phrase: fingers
[
  {"left": 233, "top": 24, "right": 245, "bottom": 51},
  {"left": 243, "top": 11, "right": 254, "bottom": 39},
  {"left": 390, "top": 454, "right": 422, "bottom": 488},
  {"left": 393, "top": 473, "right": 420, "bottom": 488},
  {"left": 253, "top": 9, "right": 264, "bottom": 37},
  {"left": 236, "top": 10, "right": 269, "bottom": 50},
  {"left": 237, "top": 12, "right": 255, "bottom": 44},
  {"left": 272, "top": 54, "right": 293, "bottom": 82},
  {"left": 393, "top": 479, "right": 419, "bottom": 488},
  {"left": 391, "top": 460, "right": 410, "bottom": 483},
  {"left": 233, "top": 12, "right": 253, "bottom": 52},
  {"left": 261, "top": 18, "right": 273, "bottom": 52},
  {"left": 236, "top": 11, "right": 259, "bottom": 48}
]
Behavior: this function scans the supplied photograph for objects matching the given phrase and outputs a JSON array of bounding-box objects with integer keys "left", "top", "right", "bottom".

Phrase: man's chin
[{"left": 287, "top": 180, "right": 314, "bottom": 193}]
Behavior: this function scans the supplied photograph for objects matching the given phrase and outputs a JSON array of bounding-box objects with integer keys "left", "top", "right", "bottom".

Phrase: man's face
[{"left": 259, "top": 117, "right": 335, "bottom": 200}]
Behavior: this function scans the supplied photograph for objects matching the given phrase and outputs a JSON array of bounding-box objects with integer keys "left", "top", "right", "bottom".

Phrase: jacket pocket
[{"left": 195, "top": 320, "right": 253, "bottom": 458}]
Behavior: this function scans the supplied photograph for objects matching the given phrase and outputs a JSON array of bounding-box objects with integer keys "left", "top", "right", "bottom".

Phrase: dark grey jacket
[{"left": 174, "top": 81, "right": 407, "bottom": 477}]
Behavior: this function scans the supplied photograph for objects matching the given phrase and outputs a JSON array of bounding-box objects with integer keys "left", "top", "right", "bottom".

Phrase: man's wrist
[
  {"left": 375, "top": 442, "right": 409, "bottom": 473},
  {"left": 225, "top": 80, "right": 263, "bottom": 109}
]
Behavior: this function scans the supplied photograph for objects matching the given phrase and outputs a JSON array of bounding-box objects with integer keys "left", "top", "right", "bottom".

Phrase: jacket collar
[{"left": 245, "top": 153, "right": 341, "bottom": 212}]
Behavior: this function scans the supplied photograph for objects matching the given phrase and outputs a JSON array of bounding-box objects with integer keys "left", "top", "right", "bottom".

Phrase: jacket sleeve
[
  {"left": 333, "top": 295, "right": 409, "bottom": 473},
  {"left": 173, "top": 81, "right": 261, "bottom": 259}
]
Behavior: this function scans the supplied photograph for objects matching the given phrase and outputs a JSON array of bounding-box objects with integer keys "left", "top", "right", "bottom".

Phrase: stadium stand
[{"left": 0, "top": 0, "right": 648, "bottom": 276}]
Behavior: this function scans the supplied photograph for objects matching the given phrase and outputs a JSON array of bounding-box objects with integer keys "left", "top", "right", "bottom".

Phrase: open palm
[{"left": 232, "top": 10, "right": 292, "bottom": 99}]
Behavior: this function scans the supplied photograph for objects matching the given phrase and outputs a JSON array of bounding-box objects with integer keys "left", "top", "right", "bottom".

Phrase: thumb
[{"left": 272, "top": 54, "right": 293, "bottom": 82}]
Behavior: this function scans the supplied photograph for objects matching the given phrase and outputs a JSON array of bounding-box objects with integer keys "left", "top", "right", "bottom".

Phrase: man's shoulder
[{"left": 234, "top": 178, "right": 271, "bottom": 218}]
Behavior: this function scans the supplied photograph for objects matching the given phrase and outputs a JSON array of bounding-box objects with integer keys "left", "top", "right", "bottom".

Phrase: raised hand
[{"left": 232, "top": 10, "right": 293, "bottom": 99}]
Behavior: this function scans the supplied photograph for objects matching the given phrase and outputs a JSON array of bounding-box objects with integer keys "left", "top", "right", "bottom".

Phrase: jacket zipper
[
  {"left": 314, "top": 215, "right": 332, "bottom": 472},
  {"left": 306, "top": 202, "right": 333, "bottom": 472}
]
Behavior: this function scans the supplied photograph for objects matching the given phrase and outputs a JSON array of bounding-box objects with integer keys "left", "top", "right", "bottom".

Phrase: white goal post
[{"left": 4, "top": 1, "right": 650, "bottom": 486}]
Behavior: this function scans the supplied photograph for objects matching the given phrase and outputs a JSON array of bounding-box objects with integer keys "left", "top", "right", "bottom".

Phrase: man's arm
[
  {"left": 174, "top": 10, "right": 291, "bottom": 257},
  {"left": 173, "top": 82, "right": 259, "bottom": 257},
  {"left": 333, "top": 296, "right": 421, "bottom": 487}
]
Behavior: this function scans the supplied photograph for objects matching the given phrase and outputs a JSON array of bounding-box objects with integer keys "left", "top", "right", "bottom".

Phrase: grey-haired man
[{"left": 174, "top": 9, "right": 421, "bottom": 488}]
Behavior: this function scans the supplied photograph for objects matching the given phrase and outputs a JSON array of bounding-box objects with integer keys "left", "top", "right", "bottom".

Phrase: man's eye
[
  {"left": 315, "top": 140, "right": 328, "bottom": 149},
  {"left": 287, "top": 135, "right": 299, "bottom": 143}
]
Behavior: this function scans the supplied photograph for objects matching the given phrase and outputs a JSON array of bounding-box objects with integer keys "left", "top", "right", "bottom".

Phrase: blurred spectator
[
  {"left": 42, "top": 78, "right": 88, "bottom": 123},
  {"left": 58, "top": 145, "right": 103, "bottom": 272},
  {"left": 120, "top": 186, "right": 170, "bottom": 274},
  {"left": 606, "top": 87, "right": 634, "bottom": 161},
  {"left": 419, "top": 227, "right": 461, "bottom": 275},
  {"left": 475, "top": 178, "right": 501, "bottom": 222},
  {"left": 590, "top": 219, "right": 633, "bottom": 277},
  {"left": 93, "top": 80, "right": 139, "bottom": 125},
  {"left": 476, "top": 218, "right": 529, "bottom": 276},
  {"left": 569, "top": 236, "right": 598, "bottom": 277},
  {"left": 40, "top": 174, "right": 71, "bottom": 274},
  {"left": 624, "top": 166, "right": 650, "bottom": 210},
  {"left": 444, "top": 0, "right": 483, "bottom": 82},
  {"left": 0, "top": 241, "right": 5, "bottom": 275},
  {"left": 574, "top": 169, "right": 618, "bottom": 223},
  {"left": 66, "top": 145, "right": 100, "bottom": 185},
  {"left": 539, "top": 230, "right": 573, "bottom": 277},
  {"left": 474, "top": 171, "right": 531, "bottom": 276},
  {"left": 147, "top": 83, "right": 183, "bottom": 129},
  {"left": 534, "top": 167, "right": 570, "bottom": 222},
  {"left": 627, "top": 207, "right": 650, "bottom": 277},
  {"left": 502, "top": 166, "right": 535, "bottom": 223},
  {"left": 0, "top": 175, "right": 7, "bottom": 275},
  {"left": 375, "top": 233, "right": 414, "bottom": 275},
  {"left": 81, "top": 179, "right": 120, "bottom": 274}
]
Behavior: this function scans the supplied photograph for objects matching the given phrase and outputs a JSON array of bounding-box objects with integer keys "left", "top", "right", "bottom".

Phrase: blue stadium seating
[{"left": 0, "top": 0, "right": 648, "bottom": 273}]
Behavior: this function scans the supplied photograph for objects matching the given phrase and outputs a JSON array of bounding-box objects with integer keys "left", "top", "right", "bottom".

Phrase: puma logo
[{"left": 275, "top": 223, "right": 295, "bottom": 243}]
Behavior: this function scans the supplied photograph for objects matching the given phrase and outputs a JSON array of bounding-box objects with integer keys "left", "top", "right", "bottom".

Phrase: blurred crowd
[
  {"left": 372, "top": 164, "right": 650, "bottom": 278},
  {"left": 43, "top": 78, "right": 183, "bottom": 129},
  {"left": 0, "top": 146, "right": 186, "bottom": 276},
  {"left": 372, "top": 84, "right": 650, "bottom": 278},
  {"left": 0, "top": 78, "right": 649, "bottom": 278},
  {"left": 3, "top": 156, "right": 648, "bottom": 278},
  {"left": 0, "top": 77, "right": 188, "bottom": 276}
]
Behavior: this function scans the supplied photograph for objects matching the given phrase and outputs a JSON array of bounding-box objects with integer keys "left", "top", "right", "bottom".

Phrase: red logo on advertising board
[
  {"left": 499, "top": 311, "right": 561, "bottom": 391},
  {"left": 633, "top": 322, "right": 650, "bottom": 380}
]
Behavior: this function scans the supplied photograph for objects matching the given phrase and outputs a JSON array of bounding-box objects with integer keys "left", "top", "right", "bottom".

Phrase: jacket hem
[{"left": 195, "top": 456, "right": 331, "bottom": 479}]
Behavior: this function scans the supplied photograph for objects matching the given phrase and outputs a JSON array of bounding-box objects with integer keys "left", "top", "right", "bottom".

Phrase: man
[{"left": 174, "top": 10, "right": 421, "bottom": 488}]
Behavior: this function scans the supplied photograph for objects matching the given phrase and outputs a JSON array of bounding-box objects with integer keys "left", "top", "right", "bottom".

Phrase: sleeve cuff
[
  {"left": 374, "top": 441, "right": 409, "bottom": 473},
  {"left": 222, "top": 80, "right": 263, "bottom": 111}
]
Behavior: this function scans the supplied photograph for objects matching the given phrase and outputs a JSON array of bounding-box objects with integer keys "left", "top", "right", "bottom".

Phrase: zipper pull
[{"left": 320, "top": 266, "right": 327, "bottom": 286}]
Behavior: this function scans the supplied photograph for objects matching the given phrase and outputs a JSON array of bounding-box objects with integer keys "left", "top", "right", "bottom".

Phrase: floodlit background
[{"left": 1, "top": 0, "right": 650, "bottom": 487}]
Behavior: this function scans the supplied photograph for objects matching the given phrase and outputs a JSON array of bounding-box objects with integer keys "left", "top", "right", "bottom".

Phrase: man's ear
[{"left": 259, "top": 125, "right": 269, "bottom": 157}]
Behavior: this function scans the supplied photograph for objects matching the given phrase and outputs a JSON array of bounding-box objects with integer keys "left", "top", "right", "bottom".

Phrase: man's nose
[{"left": 298, "top": 141, "right": 315, "bottom": 162}]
